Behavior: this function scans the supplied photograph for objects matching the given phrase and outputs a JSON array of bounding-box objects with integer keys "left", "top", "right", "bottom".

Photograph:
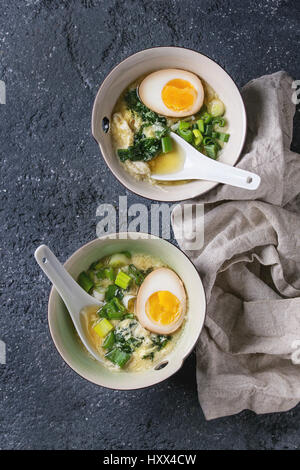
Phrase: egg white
[
  {"left": 136, "top": 267, "right": 186, "bottom": 334},
  {"left": 139, "top": 69, "right": 204, "bottom": 118}
]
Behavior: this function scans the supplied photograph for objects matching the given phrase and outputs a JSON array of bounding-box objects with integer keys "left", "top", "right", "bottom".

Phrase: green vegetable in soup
[
  {"left": 196, "top": 119, "right": 205, "bottom": 133},
  {"left": 115, "top": 271, "right": 131, "bottom": 289},
  {"left": 204, "top": 144, "right": 218, "bottom": 159},
  {"left": 105, "top": 284, "right": 124, "bottom": 301},
  {"left": 143, "top": 352, "right": 155, "bottom": 361},
  {"left": 98, "top": 296, "right": 126, "bottom": 320},
  {"left": 192, "top": 129, "right": 203, "bottom": 146},
  {"left": 105, "top": 348, "right": 131, "bottom": 368},
  {"left": 116, "top": 90, "right": 169, "bottom": 163},
  {"left": 78, "top": 272, "right": 94, "bottom": 293},
  {"left": 118, "top": 137, "right": 162, "bottom": 162},
  {"left": 217, "top": 132, "right": 230, "bottom": 142},
  {"left": 161, "top": 135, "right": 172, "bottom": 153},
  {"left": 125, "top": 89, "right": 167, "bottom": 127},
  {"left": 207, "top": 98, "right": 225, "bottom": 117},
  {"left": 151, "top": 334, "right": 170, "bottom": 351},
  {"left": 109, "top": 253, "right": 131, "bottom": 268},
  {"left": 178, "top": 128, "right": 193, "bottom": 143},
  {"left": 179, "top": 121, "right": 191, "bottom": 131},
  {"left": 102, "top": 331, "right": 116, "bottom": 350}
]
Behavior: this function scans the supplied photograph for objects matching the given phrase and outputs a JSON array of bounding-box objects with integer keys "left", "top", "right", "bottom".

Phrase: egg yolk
[
  {"left": 145, "top": 290, "right": 181, "bottom": 325},
  {"left": 161, "top": 79, "right": 197, "bottom": 112}
]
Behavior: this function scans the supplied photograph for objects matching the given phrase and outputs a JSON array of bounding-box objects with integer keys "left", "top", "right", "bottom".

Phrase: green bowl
[{"left": 48, "top": 232, "right": 206, "bottom": 390}]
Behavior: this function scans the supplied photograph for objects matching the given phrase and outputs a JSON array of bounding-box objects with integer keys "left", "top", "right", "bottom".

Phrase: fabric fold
[{"left": 172, "top": 71, "right": 300, "bottom": 419}]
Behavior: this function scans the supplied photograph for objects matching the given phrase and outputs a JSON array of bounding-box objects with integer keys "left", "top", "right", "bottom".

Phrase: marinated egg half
[
  {"left": 136, "top": 268, "right": 186, "bottom": 334},
  {"left": 138, "top": 69, "right": 204, "bottom": 118}
]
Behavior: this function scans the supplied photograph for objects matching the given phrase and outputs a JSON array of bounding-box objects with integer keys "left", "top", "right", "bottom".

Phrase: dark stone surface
[{"left": 1, "top": 0, "right": 300, "bottom": 450}]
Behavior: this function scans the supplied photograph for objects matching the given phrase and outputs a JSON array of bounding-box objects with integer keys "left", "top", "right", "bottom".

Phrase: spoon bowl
[
  {"left": 35, "top": 245, "right": 103, "bottom": 362},
  {"left": 151, "top": 132, "right": 260, "bottom": 190}
]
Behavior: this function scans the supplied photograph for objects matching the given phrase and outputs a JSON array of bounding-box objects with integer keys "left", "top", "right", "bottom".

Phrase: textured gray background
[{"left": 1, "top": 0, "right": 300, "bottom": 450}]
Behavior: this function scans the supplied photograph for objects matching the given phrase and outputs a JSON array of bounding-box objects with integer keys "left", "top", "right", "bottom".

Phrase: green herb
[
  {"left": 105, "top": 284, "right": 124, "bottom": 302},
  {"left": 102, "top": 331, "right": 115, "bottom": 350},
  {"left": 98, "top": 296, "right": 126, "bottom": 320},
  {"left": 196, "top": 119, "right": 204, "bottom": 133},
  {"left": 125, "top": 90, "right": 166, "bottom": 127},
  {"left": 151, "top": 334, "right": 170, "bottom": 351},
  {"left": 212, "top": 117, "right": 226, "bottom": 127},
  {"left": 128, "top": 264, "right": 145, "bottom": 286},
  {"left": 78, "top": 272, "right": 94, "bottom": 292},
  {"left": 217, "top": 132, "right": 230, "bottom": 142},
  {"left": 204, "top": 144, "right": 218, "bottom": 159},
  {"left": 178, "top": 128, "right": 193, "bottom": 143},
  {"left": 118, "top": 138, "right": 162, "bottom": 162},
  {"left": 105, "top": 348, "right": 131, "bottom": 368},
  {"left": 178, "top": 121, "right": 191, "bottom": 131},
  {"left": 115, "top": 271, "right": 131, "bottom": 289},
  {"left": 143, "top": 352, "right": 155, "bottom": 361},
  {"left": 123, "top": 313, "right": 135, "bottom": 319},
  {"left": 161, "top": 135, "right": 172, "bottom": 153}
]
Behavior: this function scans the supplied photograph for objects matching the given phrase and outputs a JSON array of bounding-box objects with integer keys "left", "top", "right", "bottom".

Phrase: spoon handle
[
  {"left": 193, "top": 157, "right": 261, "bottom": 190},
  {"left": 34, "top": 245, "right": 99, "bottom": 314}
]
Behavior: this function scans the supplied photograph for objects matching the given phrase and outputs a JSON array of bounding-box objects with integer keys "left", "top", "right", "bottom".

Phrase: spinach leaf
[
  {"left": 150, "top": 334, "right": 170, "bottom": 351},
  {"left": 125, "top": 90, "right": 167, "bottom": 127},
  {"left": 118, "top": 137, "right": 162, "bottom": 162}
]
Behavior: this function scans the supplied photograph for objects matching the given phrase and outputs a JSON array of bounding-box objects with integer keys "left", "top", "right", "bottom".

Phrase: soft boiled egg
[
  {"left": 138, "top": 69, "right": 204, "bottom": 118},
  {"left": 136, "top": 268, "right": 186, "bottom": 335}
]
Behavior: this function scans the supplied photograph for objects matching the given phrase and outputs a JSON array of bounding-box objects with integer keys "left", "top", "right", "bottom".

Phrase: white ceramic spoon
[
  {"left": 151, "top": 132, "right": 261, "bottom": 190},
  {"left": 35, "top": 244, "right": 103, "bottom": 362}
]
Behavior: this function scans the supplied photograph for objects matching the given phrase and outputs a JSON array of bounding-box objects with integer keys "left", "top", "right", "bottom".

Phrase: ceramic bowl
[
  {"left": 92, "top": 46, "right": 247, "bottom": 202},
  {"left": 48, "top": 233, "right": 206, "bottom": 390}
]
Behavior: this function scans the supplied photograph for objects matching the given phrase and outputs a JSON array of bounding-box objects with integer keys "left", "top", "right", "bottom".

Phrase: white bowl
[
  {"left": 92, "top": 46, "right": 247, "bottom": 202},
  {"left": 48, "top": 233, "right": 206, "bottom": 390}
]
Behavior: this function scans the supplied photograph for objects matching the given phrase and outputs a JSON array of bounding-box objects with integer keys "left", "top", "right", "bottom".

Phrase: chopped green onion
[
  {"left": 104, "top": 267, "right": 115, "bottom": 281},
  {"left": 112, "top": 296, "right": 126, "bottom": 313},
  {"left": 105, "top": 284, "right": 123, "bottom": 301},
  {"left": 106, "top": 309, "right": 124, "bottom": 320},
  {"left": 123, "top": 313, "right": 135, "bottom": 319},
  {"left": 179, "top": 121, "right": 191, "bottom": 130},
  {"left": 204, "top": 124, "right": 213, "bottom": 136},
  {"left": 105, "top": 348, "right": 131, "bottom": 368},
  {"left": 201, "top": 112, "right": 213, "bottom": 124},
  {"left": 78, "top": 272, "right": 94, "bottom": 292},
  {"left": 93, "top": 318, "right": 113, "bottom": 338},
  {"left": 102, "top": 331, "right": 115, "bottom": 350},
  {"left": 204, "top": 144, "right": 218, "bottom": 159},
  {"left": 217, "top": 132, "right": 230, "bottom": 142},
  {"left": 212, "top": 117, "right": 226, "bottom": 127},
  {"left": 93, "top": 261, "right": 103, "bottom": 270},
  {"left": 128, "top": 264, "right": 145, "bottom": 286},
  {"left": 109, "top": 253, "right": 131, "bottom": 268},
  {"left": 207, "top": 99, "right": 225, "bottom": 117},
  {"left": 203, "top": 136, "right": 214, "bottom": 145},
  {"left": 99, "top": 294, "right": 126, "bottom": 318},
  {"left": 115, "top": 271, "right": 131, "bottom": 289},
  {"left": 193, "top": 128, "right": 203, "bottom": 146},
  {"left": 197, "top": 119, "right": 204, "bottom": 133},
  {"left": 161, "top": 136, "right": 172, "bottom": 153},
  {"left": 178, "top": 128, "right": 193, "bottom": 143}
]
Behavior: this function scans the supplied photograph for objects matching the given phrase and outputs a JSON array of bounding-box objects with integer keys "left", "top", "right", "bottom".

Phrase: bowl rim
[
  {"left": 91, "top": 45, "right": 247, "bottom": 202},
  {"left": 47, "top": 232, "right": 206, "bottom": 390}
]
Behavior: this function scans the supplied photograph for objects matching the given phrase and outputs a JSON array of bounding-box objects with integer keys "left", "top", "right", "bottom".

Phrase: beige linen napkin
[{"left": 172, "top": 71, "right": 300, "bottom": 420}]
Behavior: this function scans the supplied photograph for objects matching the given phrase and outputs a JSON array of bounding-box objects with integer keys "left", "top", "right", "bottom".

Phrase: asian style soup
[
  {"left": 78, "top": 251, "right": 187, "bottom": 372},
  {"left": 111, "top": 68, "right": 230, "bottom": 184}
]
